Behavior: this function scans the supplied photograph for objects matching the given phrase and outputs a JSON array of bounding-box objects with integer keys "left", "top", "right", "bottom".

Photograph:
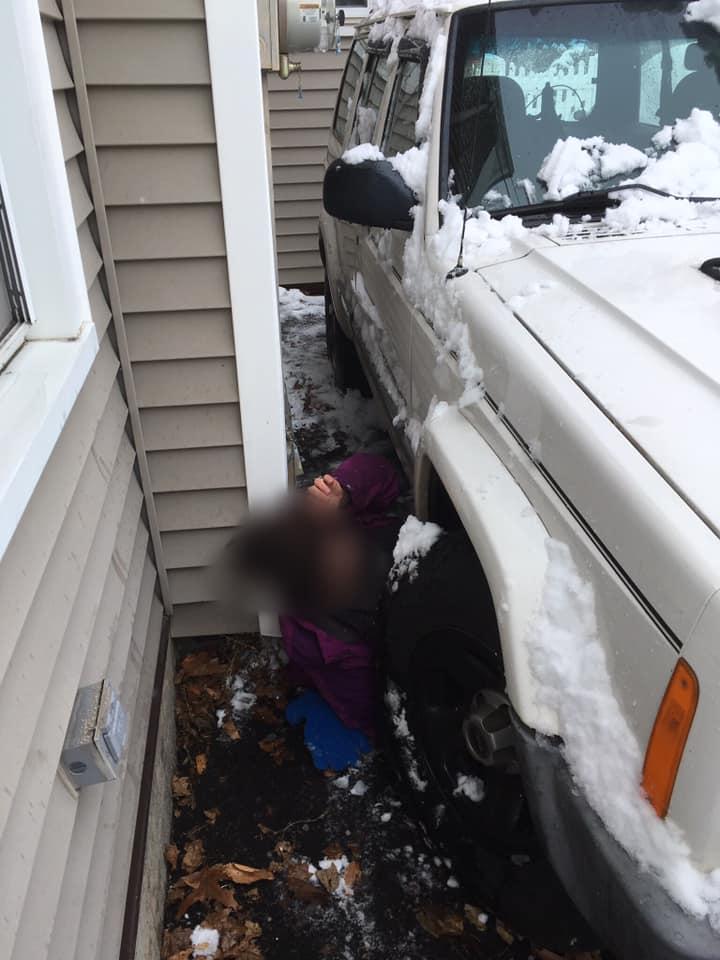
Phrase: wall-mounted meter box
[
  {"left": 258, "top": 0, "right": 343, "bottom": 70},
  {"left": 61, "top": 680, "right": 128, "bottom": 788}
]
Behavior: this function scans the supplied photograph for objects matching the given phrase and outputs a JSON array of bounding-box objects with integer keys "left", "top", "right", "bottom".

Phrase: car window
[
  {"left": 333, "top": 39, "right": 367, "bottom": 143},
  {"left": 382, "top": 58, "right": 423, "bottom": 156},
  {"left": 351, "top": 53, "right": 391, "bottom": 145}
]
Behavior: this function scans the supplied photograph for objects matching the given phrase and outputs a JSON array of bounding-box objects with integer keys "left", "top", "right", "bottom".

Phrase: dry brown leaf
[
  {"left": 176, "top": 864, "right": 239, "bottom": 917},
  {"left": 165, "top": 843, "right": 179, "bottom": 871},
  {"left": 171, "top": 775, "right": 192, "bottom": 799},
  {"left": 223, "top": 862, "right": 274, "bottom": 885},
  {"left": 223, "top": 718, "right": 241, "bottom": 741},
  {"left": 417, "top": 904, "right": 464, "bottom": 939},
  {"left": 195, "top": 753, "right": 208, "bottom": 776},
  {"left": 285, "top": 862, "right": 328, "bottom": 905},
  {"left": 322, "top": 842, "right": 344, "bottom": 860},
  {"left": 258, "top": 735, "right": 287, "bottom": 766},
  {"left": 181, "top": 838, "right": 205, "bottom": 872},
  {"left": 177, "top": 651, "right": 228, "bottom": 680},
  {"left": 254, "top": 703, "right": 282, "bottom": 726},
  {"left": 463, "top": 904, "right": 488, "bottom": 931},
  {"left": 315, "top": 863, "right": 340, "bottom": 895},
  {"left": 204, "top": 807, "right": 220, "bottom": 824},
  {"left": 162, "top": 927, "right": 192, "bottom": 960},
  {"left": 343, "top": 861, "right": 362, "bottom": 890},
  {"left": 495, "top": 919, "right": 515, "bottom": 945}
]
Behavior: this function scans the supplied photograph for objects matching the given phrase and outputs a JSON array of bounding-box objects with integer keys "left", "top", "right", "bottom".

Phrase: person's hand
[{"left": 307, "top": 474, "right": 347, "bottom": 509}]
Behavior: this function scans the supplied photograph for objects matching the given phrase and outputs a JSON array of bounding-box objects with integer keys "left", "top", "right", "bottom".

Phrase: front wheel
[
  {"left": 383, "top": 530, "right": 595, "bottom": 951},
  {"left": 324, "top": 278, "right": 370, "bottom": 396}
]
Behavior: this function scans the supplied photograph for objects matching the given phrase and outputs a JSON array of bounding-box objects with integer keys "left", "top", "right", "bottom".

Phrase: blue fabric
[{"left": 286, "top": 690, "right": 372, "bottom": 772}]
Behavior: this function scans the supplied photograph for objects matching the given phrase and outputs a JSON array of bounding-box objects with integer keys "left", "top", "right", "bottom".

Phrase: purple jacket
[{"left": 280, "top": 454, "right": 402, "bottom": 738}]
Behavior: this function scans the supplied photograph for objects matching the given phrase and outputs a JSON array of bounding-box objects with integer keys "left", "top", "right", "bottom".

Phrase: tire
[
  {"left": 383, "top": 530, "right": 596, "bottom": 951},
  {"left": 324, "top": 278, "right": 370, "bottom": 396}
]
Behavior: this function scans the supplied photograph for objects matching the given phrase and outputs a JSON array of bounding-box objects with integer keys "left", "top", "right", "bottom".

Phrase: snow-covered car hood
[{"left": 480, "top": 226, "right": 720, "bottom": 536}]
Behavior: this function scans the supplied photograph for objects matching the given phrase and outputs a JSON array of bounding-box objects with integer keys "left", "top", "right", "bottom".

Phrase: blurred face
[{"left": 315, "top": 518, "right": 365, "bottom": 610}]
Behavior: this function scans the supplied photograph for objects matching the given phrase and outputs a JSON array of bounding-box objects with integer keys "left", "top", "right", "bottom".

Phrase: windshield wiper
[{"left": 489, "top": 183, "right": 720, "bottom": 222}]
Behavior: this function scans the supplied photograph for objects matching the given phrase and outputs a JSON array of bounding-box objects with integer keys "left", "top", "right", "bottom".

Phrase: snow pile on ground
[
  {"left": 278, "top": 287, "right": 386, "bottom": 473},
  {"left": 453, "top": 774, "right": 485, "bottom": 803},
  {"left": 685, "top": 0, "right": 720, "bottom": 31},
  {"left": 191, "top": 926, "right": 219, "bottom": 958},
  {"left": 229, "top": 675, "right": 256, "bottom": 717},
  {"left": 389, "top": 515, "right": 442, "bottom": 589},
  {"left": 539, "top": 137, "right": 648, "bottom": 200},
  {"left": 527, "top": 539, "right": 720, "bottom": 930}
]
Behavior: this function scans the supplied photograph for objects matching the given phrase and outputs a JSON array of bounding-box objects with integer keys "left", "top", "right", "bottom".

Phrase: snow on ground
[
  {"left": 527, "top": 539, "right": 720, "bottom": 930},
  {"left": 191, "top": 926, "right": 220, "bottom": 958},
  {"left": 278, "top": 287, "right": 390, "bottom": 478},
  {"left": 389, "top": 515, "right": 443, "bottom": 589}
]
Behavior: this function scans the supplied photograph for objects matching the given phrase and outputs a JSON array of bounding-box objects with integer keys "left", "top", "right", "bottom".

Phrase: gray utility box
[{"left": 61, "top": 680, "right": 128, "bottom": 788}]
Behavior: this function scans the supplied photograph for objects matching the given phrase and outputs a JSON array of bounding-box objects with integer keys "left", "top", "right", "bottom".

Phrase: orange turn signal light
[{"left": 642, "top": 658, "right": 699, "bottom": 818}]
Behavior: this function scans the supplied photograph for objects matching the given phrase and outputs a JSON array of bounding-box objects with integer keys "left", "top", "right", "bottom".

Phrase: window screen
[
  {"left": 333, "top": 39, "right": 367, "bottom": 143},
  {"left": 382, "top": 59, "right": 423, "bottom": 156},
  {"left": 0, "top": 179, "right": 29, "bottom": 344}
]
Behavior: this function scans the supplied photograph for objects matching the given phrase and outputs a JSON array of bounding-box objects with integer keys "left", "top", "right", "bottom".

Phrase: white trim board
[
  {"left": 0, "top": 323, "right": 99, "bottom": 561},
  {"left": 206, "top": 0, "right": 289, "bottom": 635}
]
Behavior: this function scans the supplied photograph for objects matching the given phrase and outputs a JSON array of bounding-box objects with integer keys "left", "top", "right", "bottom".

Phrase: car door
[{"left": 355, "top": 41, "right": 428, "bottom": 458}]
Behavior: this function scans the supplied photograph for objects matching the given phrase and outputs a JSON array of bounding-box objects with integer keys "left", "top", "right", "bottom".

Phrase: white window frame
[{"left": 0, "top": 0, "right": 99, "bottom": 560}]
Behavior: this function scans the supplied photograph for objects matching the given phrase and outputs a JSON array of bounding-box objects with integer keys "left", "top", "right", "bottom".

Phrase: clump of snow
[
  {"left": 342, "top": 142, "right": 385, "bottom": 165},
  {"left": 380, "top": 811, "right": 393, "bottom": 823},
  {"left": 527, "top": 539, "right": 720, "bottom": 930},
  {"left": 446, "top": 876, "right": 459, "bottom": 889},
  {"left": 308, "top": 855, "right": 357, "bottom": 898},
  {"left": 507, "top": 281, "right": 556, "bottom": 312},
  {"left": 685, "top": 0, "right": 720, "bottom": 31},
  {"left": 453, "top": 774, "right": 485, "bottom": 803},
  {"left": 191, "top": 926, "right": 219, "bottom": 958},
  {"left": 333, "top": 774, "right": 350, "bottom": 789},
  {"left": 350, "top": 780, "right": 368, "bottom": 797},
  {"left": 215, "top": 708, "right": 226, "bottom": 728},
  {"left": 229, "top": 675, "right": 256, "bottom": 717},
  {"left": 539, "top": 136, "right": 648, "bottom": 200},
  {"left": 389, "top": 515, "right": 443, "bottom": 589},
  {"left": 385, "top": 682, "right": 428, "bottom": 791},
  {"left": 389, "top": 142, "right": 428, "bottom": 197}
]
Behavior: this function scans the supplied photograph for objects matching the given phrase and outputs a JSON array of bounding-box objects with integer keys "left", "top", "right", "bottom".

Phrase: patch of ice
[
  {"left": 389, "top": 515, "right": 443, "bottom": 589},
  {"left": 685, "top": 0, "right": 720, "bottom": 31},
  {"left": 191, "top": 926, "right": 219, "bottom": 958},
  {"left": 527, "top": 539, "right": 720, "bottom": 930},
  {"left": 453, "top": 774, "right": 485, "bottom": 803}
]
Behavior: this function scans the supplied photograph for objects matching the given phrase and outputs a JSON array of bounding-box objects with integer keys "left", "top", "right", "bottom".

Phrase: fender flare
[{"left": 419, "top": 405, "right": 557, "bottom": 735}]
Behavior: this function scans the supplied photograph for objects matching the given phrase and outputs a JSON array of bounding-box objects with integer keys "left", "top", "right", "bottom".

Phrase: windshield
[{"left": 444, "top": 1, "right": 720, "bottom": 213}]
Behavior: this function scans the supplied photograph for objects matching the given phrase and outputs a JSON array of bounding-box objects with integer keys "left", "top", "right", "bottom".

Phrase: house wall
[
  {"left": 72, "top": 0, "right": 256, "bottom": 638},
  {"left": 0, "top": 4, "right": 165, "bottom": 960},
  {"left": 268, "top": 37, "right": 352, "bottom": 288}
]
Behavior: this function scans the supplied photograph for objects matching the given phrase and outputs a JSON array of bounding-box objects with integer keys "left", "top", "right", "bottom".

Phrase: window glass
[
  {"left": 351, "top": 54, "right": 390, "bottom": 145},
  {"left": 0, "top": 179, "right": 29, "bottom": 344},
  {"left": 333, "top": 39, "right": 366, "bottom": 143},
  {"left": 382, "top": 59, "right": 423, "bottom": 156},
  {"left": 445, "top": 2, "right": 720, "bottom": 211}
]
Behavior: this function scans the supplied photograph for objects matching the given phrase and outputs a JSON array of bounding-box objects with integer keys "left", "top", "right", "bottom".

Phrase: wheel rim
[{"left": 407, "top": 629, "right": 537, "bottom": 855}]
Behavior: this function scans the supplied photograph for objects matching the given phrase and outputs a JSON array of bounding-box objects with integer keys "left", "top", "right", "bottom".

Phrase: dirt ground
[{"left": 160, "top": 290, "right": 602, "bottom": 960}]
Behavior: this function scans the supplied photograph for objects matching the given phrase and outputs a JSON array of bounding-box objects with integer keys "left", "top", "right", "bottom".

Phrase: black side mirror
[{"left": 323, "top": 158, "right": 417, "bottom": 232}]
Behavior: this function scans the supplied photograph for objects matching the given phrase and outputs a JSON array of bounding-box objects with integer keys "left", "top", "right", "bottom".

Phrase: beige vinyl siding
[
  {"left": 268, "top": 41, "right": 351, "bottom": 287},
  {"left": 0, "top": 6, "right": 163, "bottom": 960},
  {"left": 75, "top": 4, "right": 252, "bottom": 636}
]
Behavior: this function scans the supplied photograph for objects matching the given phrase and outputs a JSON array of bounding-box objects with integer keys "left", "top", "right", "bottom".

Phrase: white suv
[{"left": 319, "top": 2, "right": 720, "bottom": 958}]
